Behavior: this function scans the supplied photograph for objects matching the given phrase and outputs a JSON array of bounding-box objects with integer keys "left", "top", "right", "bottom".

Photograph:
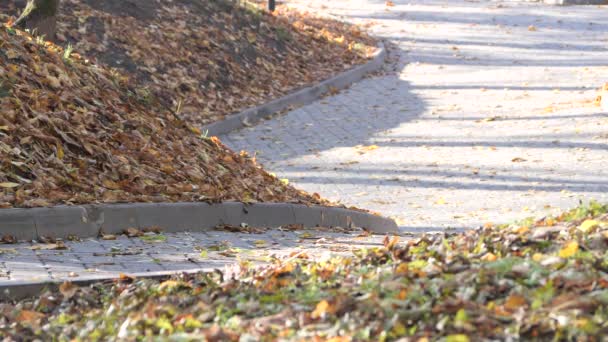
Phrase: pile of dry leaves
[
  {"left": 3, "top": 202, "right": 608, "bottom": 340},
  {"left": 0, "top": 0, "right": 376, "bottom": 126},
  {"left": 0, "top": 26, "right": 326, "bottom": 208}
]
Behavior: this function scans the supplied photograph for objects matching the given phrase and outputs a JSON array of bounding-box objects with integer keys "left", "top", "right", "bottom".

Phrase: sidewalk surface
[
  {"left": 0, "top": 229, "right": 385, "bottom": 284},
  {"left": 222, "top": 0, "right": 608, "bottom": 232},
  {"left": 3, "top": 0, "right": 608, "bottom": 284}
]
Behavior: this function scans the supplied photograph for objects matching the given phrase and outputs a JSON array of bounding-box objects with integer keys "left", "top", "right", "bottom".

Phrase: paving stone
[{"left": 222, "top": 0, "right": 608, "bottom": 232}]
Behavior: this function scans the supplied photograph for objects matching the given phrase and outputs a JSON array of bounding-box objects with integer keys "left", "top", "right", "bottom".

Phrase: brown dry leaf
[
  {"left": 59, "top": 282, "right": 79, "bottom": 299},
  {"left": 118, "top": 273, "right": 136, "bottom": 283},
  {"left": 383, "top": 235, "right": 400, "bottom": 250},
  {"left": 124, "top": 228, "right": 144, "bottom": 237},
  {"left": 1, "top": 235, "right": 16, "bottom": 244},
  {"left": 30, "top": 241, "right": 67, "bottom": 250},
  {"left": 511, "top": 157, "right": 527, "bottom": 163},
  {"left": 16, "top": 310, "right": 46, "bottom": 327},
  {"left": 504, "top": 294, "right": 527, "bottom": 311}
]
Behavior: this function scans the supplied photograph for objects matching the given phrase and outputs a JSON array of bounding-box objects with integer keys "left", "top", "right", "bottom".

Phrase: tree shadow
[{"left": 223, "top": 0, "right": 608, "bottom": 232}]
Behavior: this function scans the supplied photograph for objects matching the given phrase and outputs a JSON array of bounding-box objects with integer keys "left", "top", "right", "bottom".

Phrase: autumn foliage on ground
[
  {"left": 3, "top": 202, "right": 608, "bottom": 340},
  {"left": 0, "top": 26, "right": 326, "bottom": 208},
  {"left": 1, "top": 0, "right": 376, "bottom": 126}
]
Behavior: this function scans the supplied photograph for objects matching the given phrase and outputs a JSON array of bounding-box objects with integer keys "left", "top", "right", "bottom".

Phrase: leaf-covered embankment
[
  {"left": 0, "top": 0, "right": 377, "bottom": 126},
  {"left": 0, "top": 26, "right": 326, "bottom": 208}
]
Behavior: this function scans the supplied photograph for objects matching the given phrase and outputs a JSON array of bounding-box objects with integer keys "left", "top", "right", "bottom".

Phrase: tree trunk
[{"left": 14, "top": 0, "right": 60, "bottom": 41}]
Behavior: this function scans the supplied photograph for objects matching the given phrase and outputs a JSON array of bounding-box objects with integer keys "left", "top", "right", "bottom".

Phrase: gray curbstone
[
  {"left": 93, "top": 203, "right": 138, "bottom": 235},
  {"left": 241, "top": 202, "right": 296, "bottom": 227},
  {"left": 202, "top": 42, "right": 387, "bottom": 136},
  {"left": 33, "top": 206, "right": 98, "bottom": 239},
  {"left": 0, "top": 208, "right": 37, "bottom": 241},
  {"left": 293, "top": 205, "right": 324, "bottom": 227},
  {"left": 0, "top": 202, "right": 398, "bottom": 241},
  {"left": 134, "top": 202, "right": 206, "bottom": 232}
]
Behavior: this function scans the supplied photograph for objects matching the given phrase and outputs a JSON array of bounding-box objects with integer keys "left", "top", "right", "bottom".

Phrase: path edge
[
  {"left": 202, "top": 42, "right": 387, "bottom": 136},
  {"left": 0, "top": 202, "right": 398, "bottom": 241}
]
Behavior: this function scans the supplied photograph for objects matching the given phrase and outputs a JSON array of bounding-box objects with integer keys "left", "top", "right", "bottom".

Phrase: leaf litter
[
  {"left": 0, "top": 0, "right": 376, "bottom": 127},
  {"left": 0, "top": 25, "right": 330, "bottom": 208},
  {"left": 3, "top": 201, "right": 608, "bottom": 340}
]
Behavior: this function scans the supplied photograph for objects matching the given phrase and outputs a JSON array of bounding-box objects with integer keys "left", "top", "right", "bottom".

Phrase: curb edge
[{"left": 202, "top": 42, "right": 387, "bottom": 136}]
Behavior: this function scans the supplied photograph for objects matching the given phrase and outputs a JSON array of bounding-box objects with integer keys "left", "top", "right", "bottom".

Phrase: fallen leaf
[
  {"left": 59, "top": 281, "right": 79, "bottom": 299},
  {"left": 504, "top": 294, "right": 527, "bottom": 311},
  {"left": 559, "top": 241, "right": 579, "bottom": 258},
  {"left": 311, "top": 300, "right": 337, "bottom": 319},
  {"left": 578, "top": 220, "right": 599, "bottom": 233}
]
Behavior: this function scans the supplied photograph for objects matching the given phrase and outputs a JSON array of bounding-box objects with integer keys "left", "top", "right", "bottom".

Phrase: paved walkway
[
  {"left": 222, "top": 0, "right": 608, "bottom": 232},
  {"left": 0, "top": 228, "right": 384, "bottom": 284}
]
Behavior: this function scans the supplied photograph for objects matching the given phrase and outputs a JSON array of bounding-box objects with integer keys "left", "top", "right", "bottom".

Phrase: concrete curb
[
  {"left": 202, "top": 42, "right": 387, "bottom": 136},
  {"left": 0, "top": 202, "right": 398, "bottom": 241}
]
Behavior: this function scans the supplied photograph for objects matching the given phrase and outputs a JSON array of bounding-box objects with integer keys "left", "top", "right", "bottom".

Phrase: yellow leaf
[
  {"left": 327, "top": 337, "right": 351, "bottom": 342},
  {"left": 528, "top": 25, "right": 537, "bottom": 31},
  {"left": 159, "top": 280, "right": 190, "bottom": 291},
  {"left": 395, "top": 262, "right": 409, "bottom": 275},
  {"left": 246, "top": 32, "right": 257, "bottom": 44},
  {"left": 299, "top": 232, "right": 314, "bottom": 239},
  {"left": 559, "top": 241, "right": 579, "bottom": 258},
  {"left": 578, "top": 220, "right": 599, "bottom": 233},
  {"left": 481, "top": 252, "right": 497, "bottom": 262},
  {"left": 446, "top": 335, "right": 470, "bottom": 342},
  {"left": 253, "top": 240, "right": 267, "bottom": 247},
  {"left": 513, "top": 226, "right": 529, "bottom": 235},
  {"left": 311, "top": 300, "right": 336, "bottom": 319},
  {"left": 56, "top": 143, "right": 64, "bottom": 160},
  {"left": 532, "top": 253, "right": 544, "bottom": 262},
  {"left": 392, "top": 321, "right": 406, "bottom": 335},
  {"left": 0, "top": 182, "right": 20, "bottom": 188},
  {"left": 435, "top": 197, "right": 447, "bottom": 205}
]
